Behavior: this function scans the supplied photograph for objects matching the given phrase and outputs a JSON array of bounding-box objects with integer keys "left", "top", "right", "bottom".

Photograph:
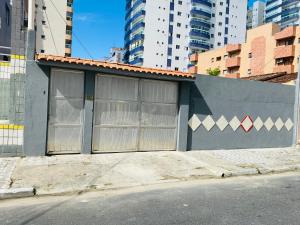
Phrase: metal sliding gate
[
  {"left": 47, "top": 69, "right": 84, "bottom": 154},
  {"left": 92, "top": 74, "right": 178, "bottom": 153}
]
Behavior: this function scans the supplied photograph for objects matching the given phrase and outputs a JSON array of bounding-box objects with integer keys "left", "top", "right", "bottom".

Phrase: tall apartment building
[
  {"left": 105, "top": 47, "right": 125, "bottom": 63},
  {"left": 124, "top": 0, "right": 247, "bottom": 72},
  {"left": 35, "top": 0, "right": 74, "bottom": 56},
  {"left": 189, "top": 23, "right": 300, "bottom": 78},
  {"left": 247, "top": 0, "right": 266, "bottom": 30},
  {"left": 265, "top": 0, "right": 300, "bottom": 28},
  {"left": 0, "top": 0, "right": 12, "bottom": 61}
]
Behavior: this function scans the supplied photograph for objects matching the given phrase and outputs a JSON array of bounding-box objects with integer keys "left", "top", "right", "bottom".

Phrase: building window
[
  {"left": 176, "top": 34, "right": 181, "bottom": 38},
  {"left": 41, "top": 35, "right": 45, "bottom": 39},
  {"left": 42, "top": 20, "right": 46, "bottom": 25},
  {"left": 177, "top": 23, "right": 181, "bottom": 27},
  {"left": 218, "top": 32, "right": 222, "bottom": 36},
  {"left": 217, "top": 42, "right": 221, "bottom": 46},
  {"left": 211, "top": 58, "right": 214, "bottom": 62},
  {"left": 41, "top": 49, "right": 45, "bottom": 53},
  {"left": 175, "top": 67, "right": 179, "bottom": 71},
  {"left": 42, "top": 6, "right": 46, "bottom": 10},
  {"left": 177, "top": 12, "right": 182, "bottom": 16},
  {"left": 248, "top": 53, "right": 252, "bottom": 58},
  {"left": 176, "top": 45, "right": 180, "bottom": 49},
  {"left": 167, "top": 59, "right": 172, "bottom": 67},
  {"left": 219, "top": 12, "right": 222, "bottom": 16},
  {"left": 216, "top": 56, "right": 221, "bottom": 61},
  {"left": 178, "top": 1, "right": 182, "bottom": 5},
  {"left": 175, "top": 56, "right": 179, "bottom": 60},
  {"left": 212, "top": 13, "right": 215, "bottom": 17},
  {"left": 248, "top": 69, "right": 251, "bottom": 75}
]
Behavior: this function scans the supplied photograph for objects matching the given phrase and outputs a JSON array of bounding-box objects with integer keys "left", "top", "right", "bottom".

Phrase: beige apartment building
[
  {"left": 189, "top": 23, "right": 300, "bottom": 79},
  {"left": 35, "top": 0, "right": 73, "bottom": 57}
]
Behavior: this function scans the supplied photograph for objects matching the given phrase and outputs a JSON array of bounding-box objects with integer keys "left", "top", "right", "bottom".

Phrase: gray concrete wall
[{"left": 188, "top": 75, "right": 295, "bottom": 150}]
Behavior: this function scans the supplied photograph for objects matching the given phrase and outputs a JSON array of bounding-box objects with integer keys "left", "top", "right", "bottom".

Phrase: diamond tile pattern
[
  {"left": 264, "top": 117, "right": 274, "bottom": 131},
  {"left": 216, "top": 116, "right": 228, "bottom": 131},
  {"left": 275, "top": 118, "right": 284, "bottom": 131},
  {"left": 188, "top": 114, "right": 201, "bottom": 131},
  {"left": 229, "top": 116, "right": 240, "bottom": 131},
  {"left": 254, "top": 117, "right": 264, "bottom": 131},
  {"left": 240, "top": 116, "right": 253, "bottom": 132},
  {"left": 285, "top": 118, "right": 293, "bottom": 131},
  {"left": 202, "top": 115, "right": 215, "bottom": 131},
  {"left": 188, "top": 115, "right": 293, "bottom": 133}
]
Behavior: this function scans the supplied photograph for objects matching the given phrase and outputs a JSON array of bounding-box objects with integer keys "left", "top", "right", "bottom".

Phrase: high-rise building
[
  {"left": 124, "top": 0, "right": 247, "bottom": 72},
  {"left": 265, "top": 0, "right": 300, "bottom": 28},
  {"left": 105, "top": 47, "right": 125, "bottom": 63},
  {"left": 0, "top": 0, "right": 12, "bottom": 61},
  {"left": 35, "top": 0, "right": 74, "bottom": 56},
  {"left": 247, "top": 0, "right": 266, "bottom": 30}
]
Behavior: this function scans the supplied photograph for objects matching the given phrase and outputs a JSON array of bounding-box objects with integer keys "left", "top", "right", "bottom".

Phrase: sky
[{"left": 72, "top": 0, "right": 262, "bottom": 60}]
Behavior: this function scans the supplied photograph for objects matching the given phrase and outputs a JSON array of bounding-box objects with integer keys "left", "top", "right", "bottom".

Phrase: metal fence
[{"left": 0, "top": 0, "right": 26, "bottom": 157}]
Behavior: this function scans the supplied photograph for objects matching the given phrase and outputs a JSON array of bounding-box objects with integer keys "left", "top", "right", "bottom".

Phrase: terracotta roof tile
[{"left": 36, "top": 54, "right": 194, "bottom": 79}]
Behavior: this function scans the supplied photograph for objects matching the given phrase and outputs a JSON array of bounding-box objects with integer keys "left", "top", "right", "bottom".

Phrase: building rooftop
[
  {"left": 36, "top": 54, "right": 194, "bottom": 79},
  {"left": 242, "top": 72, "right": 297, "bottom": 84}
]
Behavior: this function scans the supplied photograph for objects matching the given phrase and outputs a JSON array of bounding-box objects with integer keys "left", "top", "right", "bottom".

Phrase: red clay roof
[
  {"left": 36, "top": 54, "right": 194, "bottom": 79},
  {"left": 242, "top": 72, "right": 297, "bottom": 83}
]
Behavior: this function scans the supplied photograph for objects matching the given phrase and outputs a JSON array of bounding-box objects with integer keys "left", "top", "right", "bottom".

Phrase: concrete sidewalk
[{"left": 1, "top": 148, "right": 300, "bottom": 199}]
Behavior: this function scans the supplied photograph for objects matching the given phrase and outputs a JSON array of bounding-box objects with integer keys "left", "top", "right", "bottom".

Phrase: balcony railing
[
  {"left": 129, "top": 45, "right": 144, "bottom": 55},
  {"left": 226, "top": 57, "right": 241, "bottom": 68},
  {"left": 190, "top": 9, "right": 211, "bottom": 19},
  {"left": 274, "top": 45, "right": 295, "bottom": 59},
  {"left": 189, "top": 29, "right": 210, "bottom": 39},
  {"left": 189, "top": 41, "right": 210, "bottom": 50},
  {"left": 191, "top": 0, "right": 212, "bottom": 7},
  {"left": 273, "top": 65, "right": 294, "bottom": 74}
]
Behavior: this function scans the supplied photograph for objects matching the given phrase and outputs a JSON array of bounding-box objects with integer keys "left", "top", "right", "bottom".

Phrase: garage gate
[{"left": 47, "top": 71, "right": 178, "bottom": 154}]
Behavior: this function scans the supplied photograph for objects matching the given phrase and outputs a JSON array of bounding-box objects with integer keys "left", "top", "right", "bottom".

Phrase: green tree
[{"left": 206, "top": 67, "right": 221, "bottom": 76}]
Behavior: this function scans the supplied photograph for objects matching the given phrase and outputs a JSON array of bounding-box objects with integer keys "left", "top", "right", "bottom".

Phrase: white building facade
[
  {"left": 35, "top": 0, "right": 73, "bottom": 56},
  {"left": 265, "top": 0, "right": 300, "bottom": 28},
  {"left": 124, "top": 0, "right": 247, "bottom": 72},
  {"left": 247, "top": 0, "right": 266, "bottom": 30}
]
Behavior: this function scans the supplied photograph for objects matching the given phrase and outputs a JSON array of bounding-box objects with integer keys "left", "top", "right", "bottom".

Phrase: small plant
[{"left": 206, "top": 67, "right": 221, "bottom": 76}]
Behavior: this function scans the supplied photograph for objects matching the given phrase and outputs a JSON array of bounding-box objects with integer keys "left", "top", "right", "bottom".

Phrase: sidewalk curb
[{"left": 0, "top": 187, "right": 35, "bottom": 200}]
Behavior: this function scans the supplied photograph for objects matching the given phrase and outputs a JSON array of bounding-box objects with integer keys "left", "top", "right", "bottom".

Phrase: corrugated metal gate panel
[
  {"left": 93, "top": 75, "right": 139, "bottom": 152},
  {"left": 47, "top": 69, "right": 84, "bottom": 154},
  {"left": 139, "top": 80, "right": 178, "bottom": 151},
  {"left": 92, "top": 75, "right": 178, "bottom": 153}
]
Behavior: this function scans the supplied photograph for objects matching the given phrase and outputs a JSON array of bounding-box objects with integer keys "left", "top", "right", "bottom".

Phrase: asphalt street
[{"left": 0, "top": 173, "right": 300, "bottom": 225}]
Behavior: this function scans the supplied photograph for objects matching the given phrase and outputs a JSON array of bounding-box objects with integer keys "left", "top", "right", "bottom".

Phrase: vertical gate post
[
  {"left": 82, "top": 71, "right": 95, "bottom": 154},
  {"left": 24, "top": 30, "right": 49, "bottom": 156},
  {"left": 176, "top": 81, "right": 191, "bottom": 151},
  {"left": 293, "top": 53, "right": 300, "bottom": 147}
]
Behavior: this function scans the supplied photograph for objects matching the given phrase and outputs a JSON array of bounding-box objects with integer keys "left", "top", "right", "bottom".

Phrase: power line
[{"left": 48, "top": 0, "right": 94, "bottom": 59}]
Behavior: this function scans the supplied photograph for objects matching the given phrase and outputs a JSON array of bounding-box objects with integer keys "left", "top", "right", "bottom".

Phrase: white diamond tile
[
  {"left": 229, "top": 116, "right": 240, "bottom": 131},
  {"left": 264, "top": 117, "right": 274, "bottom": 131},
  {"left": 254, "top": 117, "right": 264, "bottom": 131},
  {"left": 241, "top": 116, "right": 253, "bottom": 132},
  {"left": 188, "top": 114, "right": 201, "bottom": 132},
  {"left": 202, "top": 115, "right": 215, "bottom": 131},
  {"left": 275, "top": 118, "right": 284, "bottom": 131},
  {"left": 285, "top": 118, "right": 293, "bottom": 131},
  {"left": 216, "top": 116, "right": 228, "bottom": 131}
]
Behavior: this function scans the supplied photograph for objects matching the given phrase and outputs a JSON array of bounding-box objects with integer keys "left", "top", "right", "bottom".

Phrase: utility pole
[
  {"left": 293, "top": 50, "right": 300, "bottom": 147},
  {"left": 28, "top": 0, "right": 35, "bottom": 31}
]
